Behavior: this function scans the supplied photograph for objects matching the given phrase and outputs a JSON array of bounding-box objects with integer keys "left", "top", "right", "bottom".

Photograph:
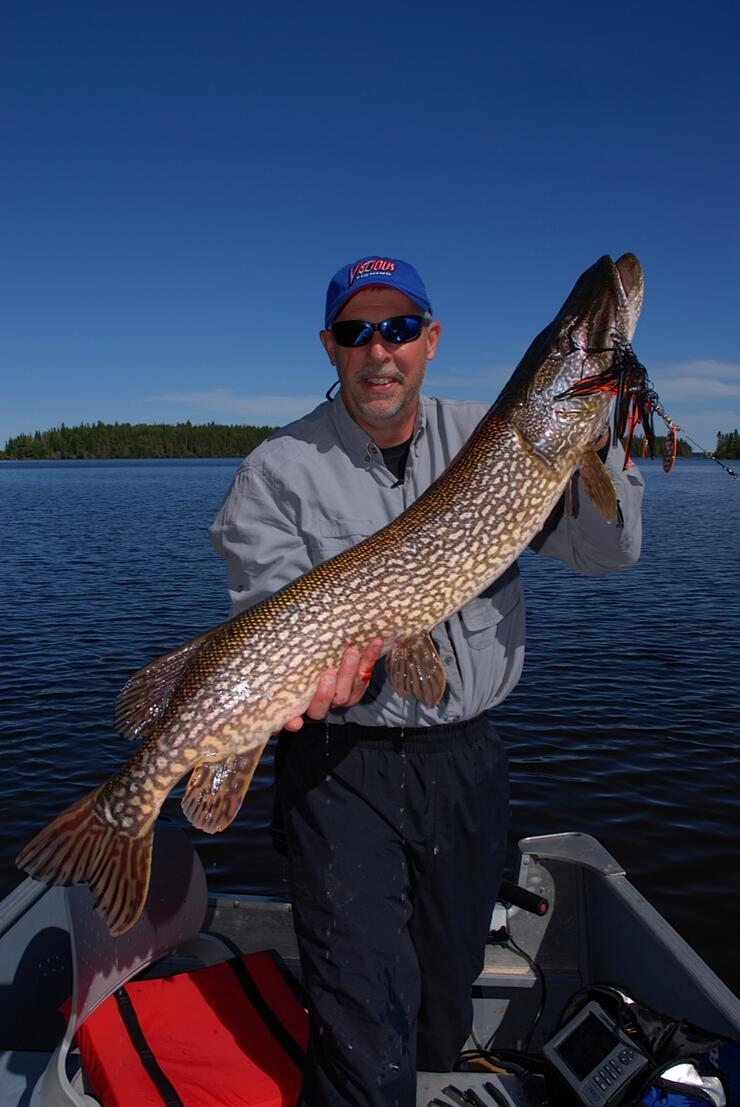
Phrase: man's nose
[{"left": 366, "top": 333, "right": 393, "bottom": 362}]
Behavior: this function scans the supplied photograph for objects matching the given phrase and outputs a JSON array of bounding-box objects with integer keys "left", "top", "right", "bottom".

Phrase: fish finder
[{"left": 543, "top": 1000, "right": 650, "bottom": 1106}]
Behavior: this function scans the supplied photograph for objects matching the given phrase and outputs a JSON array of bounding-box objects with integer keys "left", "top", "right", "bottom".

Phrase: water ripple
[{"left": 0, "top": 458, "right": 738, "bottom": 990}]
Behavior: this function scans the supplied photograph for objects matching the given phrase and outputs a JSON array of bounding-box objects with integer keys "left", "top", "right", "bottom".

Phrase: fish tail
[{"left": 16, "top": 788, "right": 154, "bottom": 937}]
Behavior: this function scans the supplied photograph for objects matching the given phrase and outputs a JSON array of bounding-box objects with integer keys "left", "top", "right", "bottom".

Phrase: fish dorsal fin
[
  {"left": 386, "top": 633, "right": 446, "bottom": 707},
  {"left": 115, "top": 625, "right": 221, "bottom": 741},
  {"left": 578, "top": 446, "right": 618, "bottom": 522},
  {"left": 181, "top": 749, "right": 264, "bottom": 833}
]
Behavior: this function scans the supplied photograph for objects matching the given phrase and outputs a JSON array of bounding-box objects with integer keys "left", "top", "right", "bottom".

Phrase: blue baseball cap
[{"left": 324, "top": 256, "right": 432, "bottom": 327}]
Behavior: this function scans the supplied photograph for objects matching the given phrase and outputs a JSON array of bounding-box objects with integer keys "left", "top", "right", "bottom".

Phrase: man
[{"left": 209, "top": 256, "right": 644, "bottom": 1106}]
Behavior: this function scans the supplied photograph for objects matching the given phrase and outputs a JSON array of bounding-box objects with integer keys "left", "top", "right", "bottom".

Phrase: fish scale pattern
[{"left": 98, "top": 379, "right": 610, "bottom": 837}]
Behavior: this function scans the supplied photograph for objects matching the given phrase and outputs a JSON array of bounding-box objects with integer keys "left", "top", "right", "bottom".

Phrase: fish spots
[{"left": 229, "top": 679, "right": 252, "bottom": 701}]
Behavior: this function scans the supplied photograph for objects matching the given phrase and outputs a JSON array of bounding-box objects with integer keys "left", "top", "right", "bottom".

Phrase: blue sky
[{"left": 3, "top": 0, "right": 739, "bottom": 453}]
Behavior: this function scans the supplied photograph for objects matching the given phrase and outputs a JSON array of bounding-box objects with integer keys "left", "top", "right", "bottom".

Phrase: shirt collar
[{"left": 329, "top": 389, "right": 428, "bottom": 466}]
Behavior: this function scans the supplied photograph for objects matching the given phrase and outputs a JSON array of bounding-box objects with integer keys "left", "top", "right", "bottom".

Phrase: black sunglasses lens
[
  {"left": 330, "top": 315, "right": 426, "bottom": 348},
  {"left": 331, "top": 320, "right": 374, "bottom": 347},
  {"left": 379, "top": 316, "right": 424, "bottom": 344}
]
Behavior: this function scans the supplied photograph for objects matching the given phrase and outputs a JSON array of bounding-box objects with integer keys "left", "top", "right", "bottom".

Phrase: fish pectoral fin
[
  {"left": 115, "top": 624, "right": 222, "bottom": 741},
  {"left": 181, "top": 749, "right": 264, "bottom": 834},
  {"left": 577, "top": 446, "right": 618, "bottom": 521},
  {"left": 386, "top": 633, "right": 446, "bottom": 708}
]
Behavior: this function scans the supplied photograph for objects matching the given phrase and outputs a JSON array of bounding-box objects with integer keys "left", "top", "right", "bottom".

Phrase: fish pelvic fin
[
  {"left": 386, "top": 632, "right": 446, "bottom": 707},
  {"left": 16, "top": 789, "right": 153, "bottom": 937},
  {"left": 181, "top": 748, "right": 264, "bottom": 834},
  {"left": 115, "top": 624, "right": 222, "bottom": 741},
  {"left": 577, "top": 446, "right": 618, "bottom": 522}
]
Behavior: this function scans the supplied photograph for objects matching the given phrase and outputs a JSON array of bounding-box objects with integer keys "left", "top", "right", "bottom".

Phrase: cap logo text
[{"left": 348, "top": 259, "right": 396, "bottom": 285}]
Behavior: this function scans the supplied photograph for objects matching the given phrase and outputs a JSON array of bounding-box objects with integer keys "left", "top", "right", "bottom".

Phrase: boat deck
[{"left": 2, "top": 833, "right": 738, "bottom": 1107}]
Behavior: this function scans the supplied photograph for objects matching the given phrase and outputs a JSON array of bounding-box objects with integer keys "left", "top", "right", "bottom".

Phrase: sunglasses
[{"left": 330, "top": 314, "right": 429, "bottom": 348}]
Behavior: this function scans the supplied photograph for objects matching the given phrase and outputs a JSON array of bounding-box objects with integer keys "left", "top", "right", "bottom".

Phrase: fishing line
[{"left": 664, "top": 430, "right": 737, "bottom": 480}]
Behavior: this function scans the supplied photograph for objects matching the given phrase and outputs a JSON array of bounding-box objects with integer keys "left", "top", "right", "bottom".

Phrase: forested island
[
  {"left": 713, "top": 429, "right": 740, "bottom": 458},
  {"left": 0, "top": 421, "right": 277, "bottom": 460},
  {"left": 1, "top": 422, "right": 738, "bottom": 461}
]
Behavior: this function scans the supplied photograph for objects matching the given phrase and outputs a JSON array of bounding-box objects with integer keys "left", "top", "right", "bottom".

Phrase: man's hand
[{"left": 281, "top": 638, "right": 384, "bottom": 733}]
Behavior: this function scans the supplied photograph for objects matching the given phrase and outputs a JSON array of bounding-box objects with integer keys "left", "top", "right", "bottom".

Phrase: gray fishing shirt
[{"left": 209, "top": 392, "right": 644, "bottom": 727}]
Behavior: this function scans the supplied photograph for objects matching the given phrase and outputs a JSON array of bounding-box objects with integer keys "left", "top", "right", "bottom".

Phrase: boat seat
[{"left": 31, "top": 822, "right": 213, "bottom": 1106}]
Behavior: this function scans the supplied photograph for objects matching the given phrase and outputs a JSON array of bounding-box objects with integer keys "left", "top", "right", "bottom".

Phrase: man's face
[{"left": 319, "top": 287, "right": 441, "bottom": 446}]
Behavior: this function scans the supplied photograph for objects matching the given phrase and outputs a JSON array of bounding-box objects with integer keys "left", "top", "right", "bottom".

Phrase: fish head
[
  {"left": 563, "top": 253, "right": 643, "bottom": 352},
  {"left": 504, "top": 253, "right": 646, "bottom": 458}
]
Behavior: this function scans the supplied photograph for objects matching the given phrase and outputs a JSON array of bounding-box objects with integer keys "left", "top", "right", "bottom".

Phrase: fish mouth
[
  {"left": 566, "top": 253, "right": 644, "bottom": 351},
  {"left": 613, "top": 252, "right": 644, "bottom": 341}
]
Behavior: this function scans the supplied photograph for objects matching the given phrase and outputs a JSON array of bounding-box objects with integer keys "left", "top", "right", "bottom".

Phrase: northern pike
[{"left": 18, "top": 252, "right": 650, "bottom": 936}]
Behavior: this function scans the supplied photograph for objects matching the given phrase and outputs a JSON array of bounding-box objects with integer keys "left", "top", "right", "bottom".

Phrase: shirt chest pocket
[
  {"left": 458, "top": 568, "right": 522, "bottom": 649},
  {"left": 307, "top": 517, "right": 376, "bottom": 561}
]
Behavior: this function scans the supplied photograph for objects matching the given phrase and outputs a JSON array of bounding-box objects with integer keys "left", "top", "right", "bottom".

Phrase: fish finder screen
[{"left": 556, "top": 1013, "right": 619, "bottom": 1080}]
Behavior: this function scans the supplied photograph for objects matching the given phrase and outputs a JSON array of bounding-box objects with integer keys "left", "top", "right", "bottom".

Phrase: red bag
[{"left": 71, "top": 950, "right": 308, "bottom": 1107}]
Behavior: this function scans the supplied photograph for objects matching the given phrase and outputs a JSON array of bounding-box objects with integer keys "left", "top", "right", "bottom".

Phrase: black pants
[{"left": 273, "top": 715, "right": 509, "bottom": 1107}]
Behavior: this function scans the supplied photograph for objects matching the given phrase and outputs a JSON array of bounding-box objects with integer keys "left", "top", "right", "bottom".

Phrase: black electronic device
[{"left": 543, "top": 999, "right": 650, "bottom": 1106}]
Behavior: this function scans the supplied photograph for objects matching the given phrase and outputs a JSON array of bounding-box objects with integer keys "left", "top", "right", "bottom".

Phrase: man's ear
[
  {"left": 425, "top": 321, "right": 442, "bottom": 361},
  {"left": 319, "top": 329, "right": 336, "bottom": 366}
]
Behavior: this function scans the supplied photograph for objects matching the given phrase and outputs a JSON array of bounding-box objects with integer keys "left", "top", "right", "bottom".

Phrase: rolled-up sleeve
[
  {"left": 529, "top": 445, "right": 645, "bottom": 575},
  {"left": 209, "top": 465, "right": 313, "bottom": 617}
]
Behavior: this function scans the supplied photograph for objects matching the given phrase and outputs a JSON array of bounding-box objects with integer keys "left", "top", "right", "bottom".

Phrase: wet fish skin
[{"left": 17, "top": 253, "right": 644, "bottom": 936}]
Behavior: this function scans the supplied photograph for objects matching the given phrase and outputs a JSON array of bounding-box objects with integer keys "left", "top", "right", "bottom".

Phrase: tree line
[
  {"left": 621, "top": 432, "right": 740, "bottom": 460},
  {"left": 714, "top": 429, "right": 740, "bottom": 459},
  {"left": 0, "top": 421, "right": 278, "bottom": 460},
  {"left": 2, "top": 421, "right": 739, "bottom": 461},
  {"left": 625, "top": 433, "right": 693, "bottom": 459}
]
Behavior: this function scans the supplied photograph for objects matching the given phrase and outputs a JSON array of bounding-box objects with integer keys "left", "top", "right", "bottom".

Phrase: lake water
[{"left": 0, "top": 456, "right": 738, "bottom": 991}]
